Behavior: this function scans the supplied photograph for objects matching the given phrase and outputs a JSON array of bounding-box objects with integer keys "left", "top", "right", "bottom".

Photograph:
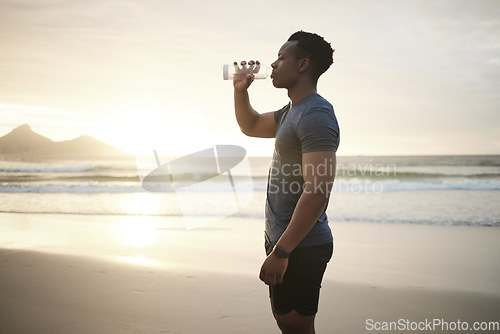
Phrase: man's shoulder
[
  {"left": 308, "top": 94, "right": 334, "bottom": 111},
  {"left": 300, "top": 96, "right": 336, "bottom": 121},
  {"left": 294, "top": 94, "right": 333, "bottom": 117},
  {"left": 297, "top": 95, "right": 339, "bottom": 136}
]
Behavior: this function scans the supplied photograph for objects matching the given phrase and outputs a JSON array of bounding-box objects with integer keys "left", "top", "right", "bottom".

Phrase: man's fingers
[
  {"left": 259, "top": 267, "right": 265, "bottom": 282},
  {"left": 260, "top": 268, "right": 275, "bottom": 286},
  {"left": 260, "top": 256, "right": 287, "bottom": 285},
  {"left": 266, "top": 271, "right": 280, "bottom": 286}
]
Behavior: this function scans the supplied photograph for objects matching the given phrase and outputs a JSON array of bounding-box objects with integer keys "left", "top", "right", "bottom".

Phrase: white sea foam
[
  {"left": 333, "top": 179, "right": 500, "bottom": 192},
  {"left": 0, "top": 165, "right": 96, "bottom": 173},
  {"left": 0, "top": 183, "right": 143, "bottom": 193},
  {"left": 1, "top": 178, "right": 500, "bottom": 194}
]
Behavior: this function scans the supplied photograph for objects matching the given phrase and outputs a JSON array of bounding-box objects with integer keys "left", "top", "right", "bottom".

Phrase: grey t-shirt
[{"left": 265, "top": 93, "right": 340, "bottom": 248}]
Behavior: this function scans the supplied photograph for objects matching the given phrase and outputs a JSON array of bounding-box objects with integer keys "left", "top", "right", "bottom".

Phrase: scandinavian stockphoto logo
[{"left": 136, "top": 145, "right": 254, "bottom": 229}]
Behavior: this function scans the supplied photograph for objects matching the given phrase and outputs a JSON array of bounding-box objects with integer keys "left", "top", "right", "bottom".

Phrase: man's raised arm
[{"left": 233, "top": 69, "right": 276, "bottom": 138}]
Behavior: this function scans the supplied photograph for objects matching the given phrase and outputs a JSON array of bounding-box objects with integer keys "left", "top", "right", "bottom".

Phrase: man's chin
[{"left": 271, "top": 79, "right": 283, "bottom": 89}]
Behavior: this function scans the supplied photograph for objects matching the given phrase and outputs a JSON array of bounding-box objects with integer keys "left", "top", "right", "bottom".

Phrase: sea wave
[
  {"left": 329, "top": 215, "right": 500, "bottom": 227},
  {"left": 335, "top": 170, "right": 500, "bottom": 179},
  {"left": 0, "top": 165, "right": 102, "bottom": 173},
  {"left": 333, "top": 179, "right": 500, "bottom": 192},
  {"left": 0, "top": 207, "right": 497, "bottom": 227},
  {"left": 0, "top": 180, "right": 258, "bottom": 193},
  {"left": 0, "top": 183, "right": 144, "bottom": 193},
  {"left": 2, "top": 178, "right": 500, "bottom": 193}
]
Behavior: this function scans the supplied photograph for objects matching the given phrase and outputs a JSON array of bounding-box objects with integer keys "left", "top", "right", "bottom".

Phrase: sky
[{"left": 1, "top": 0, "right": 499, "bottom": 156}]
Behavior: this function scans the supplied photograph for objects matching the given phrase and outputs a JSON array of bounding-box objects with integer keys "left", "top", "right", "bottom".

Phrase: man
[{"left": 233, "top": 31, "right": 339, "bottom": 334}]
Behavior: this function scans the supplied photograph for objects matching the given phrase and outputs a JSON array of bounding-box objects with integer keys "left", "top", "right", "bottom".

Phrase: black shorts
[{"left": 265, "top": 236, "right": 333, "bottom": 316}]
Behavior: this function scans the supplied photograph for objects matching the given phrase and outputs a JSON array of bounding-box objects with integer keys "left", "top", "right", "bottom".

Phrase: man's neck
[{"left": 287, "top": 81, "right": 317, "bottom": 105}]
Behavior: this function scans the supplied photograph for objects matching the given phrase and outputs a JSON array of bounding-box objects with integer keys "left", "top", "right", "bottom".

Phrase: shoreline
[{"left": 1, "top": 213, "right": 499, "bottom": 333}]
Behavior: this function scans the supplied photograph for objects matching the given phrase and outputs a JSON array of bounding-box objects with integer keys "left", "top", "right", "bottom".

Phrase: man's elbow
[
  {"left": 239, "top": 124, "right": 263, "bottom": 137},
  {"left": 239, "top": 126, "right": 254, "bottom": 137}
]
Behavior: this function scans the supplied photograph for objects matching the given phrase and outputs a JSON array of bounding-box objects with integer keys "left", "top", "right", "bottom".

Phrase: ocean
[{"left": 1, "top": 155, "right": 499, "bottom": 227}]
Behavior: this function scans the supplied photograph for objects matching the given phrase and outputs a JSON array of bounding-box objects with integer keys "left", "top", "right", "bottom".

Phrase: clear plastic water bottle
[{"left": 223, "top": 61, "right": 272, "bottom": 80}]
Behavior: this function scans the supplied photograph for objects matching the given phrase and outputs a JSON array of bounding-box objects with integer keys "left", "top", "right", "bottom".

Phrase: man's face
[{"left": 271, "top": 41, "right": 302, "bottom": 89}]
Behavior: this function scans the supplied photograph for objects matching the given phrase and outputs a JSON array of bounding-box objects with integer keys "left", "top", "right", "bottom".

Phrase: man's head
[
  {"left": 271, "top": 31, "right": 334, "bottom": 89},
  {"left": 287, "top": 31, "right": 334, "bottom": 81}
]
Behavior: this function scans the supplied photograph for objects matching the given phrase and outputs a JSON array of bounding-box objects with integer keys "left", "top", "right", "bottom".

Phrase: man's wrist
[{"left": 272, "top": 245, "right": 290, "bottom": 258}]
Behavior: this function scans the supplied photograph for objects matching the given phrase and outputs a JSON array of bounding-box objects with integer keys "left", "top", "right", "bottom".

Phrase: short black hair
[{"left": 287, "top": 31, "right": 334, "bottom": 80}]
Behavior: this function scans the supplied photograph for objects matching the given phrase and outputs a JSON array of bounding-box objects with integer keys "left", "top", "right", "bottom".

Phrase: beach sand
[{"left": 1, "top": 213, "right": 499, "bottom": 333}]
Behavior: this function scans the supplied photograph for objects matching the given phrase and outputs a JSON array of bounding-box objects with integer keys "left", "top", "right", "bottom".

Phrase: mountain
[
  {"left": 0, "top": 124, "right": 53, "bottom": 152},
  {"left": 0, "top": 124, "right": 129, "bottom": 159}
]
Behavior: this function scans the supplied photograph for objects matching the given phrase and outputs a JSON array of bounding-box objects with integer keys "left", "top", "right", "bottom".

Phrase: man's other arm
[
  {"left": 276, "top": 151, "right": 336, "bottom": 253},
  {"left": 260, "top": 151, "right": 336, "bottom": 285}
]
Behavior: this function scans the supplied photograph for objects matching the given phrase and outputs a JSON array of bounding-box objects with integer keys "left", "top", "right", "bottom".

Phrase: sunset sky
[{"left": 1, "top": 0, "right": 499, "bottom": 156}]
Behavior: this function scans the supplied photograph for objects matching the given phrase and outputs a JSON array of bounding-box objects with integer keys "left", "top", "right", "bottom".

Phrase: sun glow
[
  {"left": 120, "top": 255, "right": 161, "bottom": 267},
  {"left": 120, "top": 193, "right": 170, "bottom": 216},
  {"left": 100, "top": 105, "right": 213, "bottom": 156},
  {"left": 119, "top": 216, "right": 156, "bottom": 248}
]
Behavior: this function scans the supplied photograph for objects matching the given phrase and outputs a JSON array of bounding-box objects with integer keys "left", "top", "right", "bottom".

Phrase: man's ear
[{"left": 298, "top": 58, "right": 311, "bottom": 73}]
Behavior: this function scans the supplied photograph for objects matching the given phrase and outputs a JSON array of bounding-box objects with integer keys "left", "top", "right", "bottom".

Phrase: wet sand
[{"left": 1, "top": 213, "right": 499, "bottom": 333}]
